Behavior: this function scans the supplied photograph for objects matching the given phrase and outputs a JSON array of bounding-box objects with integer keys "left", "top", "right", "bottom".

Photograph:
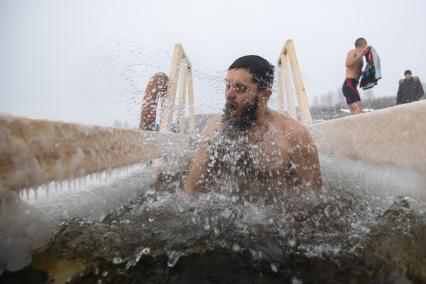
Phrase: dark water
[{"left": 2, "top": 168, "right": 425, "bottom": 284}]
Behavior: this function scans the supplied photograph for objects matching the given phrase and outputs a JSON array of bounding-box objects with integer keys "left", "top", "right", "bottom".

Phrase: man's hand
[
  {"left": 183, "top": 115, "right": 221, "bottom": 195},
  {"left": 360, "top": 46, "right": 369, "bottom": 56}
]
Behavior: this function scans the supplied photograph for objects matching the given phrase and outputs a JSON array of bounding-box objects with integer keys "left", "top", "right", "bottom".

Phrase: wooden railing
[
  {"left": 159, "top": 44, "right": 196, "bottom": 133},
  {"left": 276, "top": 40, "right": 312, "bottom": 123}
]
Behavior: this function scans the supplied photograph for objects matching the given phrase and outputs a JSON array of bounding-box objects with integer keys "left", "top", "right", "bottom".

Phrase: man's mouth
[{"left": 227, "top": 102, "right": 238, "bottom": 117}]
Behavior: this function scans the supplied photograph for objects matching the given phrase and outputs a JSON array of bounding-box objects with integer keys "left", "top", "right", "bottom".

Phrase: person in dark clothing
[{"left": 396, "top": 70, "right": 424, "bottom": 105}]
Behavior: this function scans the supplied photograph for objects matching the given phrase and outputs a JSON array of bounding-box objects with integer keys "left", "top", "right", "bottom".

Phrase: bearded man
[{"left": 184, "top": 55, "right": 321, "bottom": 200}]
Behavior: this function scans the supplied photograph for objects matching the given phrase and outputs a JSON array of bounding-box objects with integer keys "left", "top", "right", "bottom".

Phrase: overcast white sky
[{"left": 1, "top": 0, "right": 425, "bottom": 127}]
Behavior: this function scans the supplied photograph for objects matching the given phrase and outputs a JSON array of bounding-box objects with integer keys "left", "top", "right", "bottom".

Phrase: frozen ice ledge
[
  {"left": 311, "top": 100, "right": 426, "bottom": 177},
  {"left": 1, "top": 100, "right": 425, "bottom": 199},
  {"left": 0, "top": 114, "right": 192, "bottom": 193}
]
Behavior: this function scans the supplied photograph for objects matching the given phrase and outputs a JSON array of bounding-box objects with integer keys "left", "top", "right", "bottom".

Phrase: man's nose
[{"left": 225, "top": 86, "right": 235, "bottom": 100}]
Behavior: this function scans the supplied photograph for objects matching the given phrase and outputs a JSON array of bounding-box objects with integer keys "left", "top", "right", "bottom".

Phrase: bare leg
[{"left": 351, "top": 101, "right": 362, "bottom": 115}]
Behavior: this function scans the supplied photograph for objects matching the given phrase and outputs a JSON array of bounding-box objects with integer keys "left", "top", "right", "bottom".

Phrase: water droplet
[
  {"left": 112, "top": 256, "right": 123, "bottom": 264},
  {"left": 213, "top": 227, "right": 220, "bottom": 235},
  {"left": 134, "top": 247, "right": 150, "bottom": 263},
  {"left": 125, "top": 260, "right": 135, "bottom": 270},
  {"left": 232, "top": 243, "right": 240, "bottom": 252},
  {"left": 102, "top": 271, "right": 108, "bottom": 277},
  {"left": 167, "top": 251, "right": 181, "bottom": 267},
  {"left": 270, "top": 262, "right": 278, "bottom": 273},
  {"left": 142, "top": 247, "right": 151, "bottom": 255},
  {"left": 324, "top": 205, "right": 331, "bottom": 217}
]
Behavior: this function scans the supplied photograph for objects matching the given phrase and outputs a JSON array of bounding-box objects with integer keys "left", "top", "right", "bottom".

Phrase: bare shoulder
[
  {"left": 270, "top": 111, "right": 313, "bottom": 144},
  {"left": 194, "top": 115, "right": 222, "bottom": 148},
  {"left": 203, "top": 114, "right": 222, "bottom": 135},
  {"left": 347, "top": 49, "right": 356, "bottom": 57}
]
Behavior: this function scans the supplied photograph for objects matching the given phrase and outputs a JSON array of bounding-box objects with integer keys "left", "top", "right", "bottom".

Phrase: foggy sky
[{"left": 1, "top": 0, "right": 425, "bottom": 127}]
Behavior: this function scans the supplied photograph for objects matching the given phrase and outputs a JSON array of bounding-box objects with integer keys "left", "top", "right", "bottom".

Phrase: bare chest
[{"left": 208, "top": 132, "right": 292, "bottom": 180}]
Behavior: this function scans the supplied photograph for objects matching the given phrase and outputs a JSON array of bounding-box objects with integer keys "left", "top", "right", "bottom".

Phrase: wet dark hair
[
  {"left": 355, "top": 37, "right": 367, "bottom": 48},
  {"left": 404, "top": 69, "right": 412, "bottom": 76},
  {"left": 228, "top": 55, "right": 274, "bottom": 90}
]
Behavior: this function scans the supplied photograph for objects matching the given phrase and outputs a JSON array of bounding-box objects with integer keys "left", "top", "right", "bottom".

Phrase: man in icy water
[{"left": 184, "top": 55, "right": 321, "bottom": 200}]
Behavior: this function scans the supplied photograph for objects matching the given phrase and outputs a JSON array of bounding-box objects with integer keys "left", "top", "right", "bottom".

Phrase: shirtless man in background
[
  {"left": 184, "top": 55, "right": 321, "bottom": 200},
  {"left": 342, "top": 38, "right": 369, "bottom": 115}
]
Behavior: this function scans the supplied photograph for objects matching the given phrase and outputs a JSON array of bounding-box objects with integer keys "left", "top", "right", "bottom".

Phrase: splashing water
[{"left": 0, "top": 149, "right": 423, "bottom": 283}]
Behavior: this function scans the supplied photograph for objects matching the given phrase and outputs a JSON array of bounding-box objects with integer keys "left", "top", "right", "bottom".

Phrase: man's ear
[{"left": 260, "top": 89, "right": 272, "bottom": 102}]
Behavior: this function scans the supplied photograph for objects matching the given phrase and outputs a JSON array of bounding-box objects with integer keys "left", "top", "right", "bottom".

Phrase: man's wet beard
[{"left": 222, "top": 96, "right": 259, "bottom": 137}]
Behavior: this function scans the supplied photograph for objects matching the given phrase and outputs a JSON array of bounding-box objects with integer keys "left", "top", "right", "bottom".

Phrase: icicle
[
  {"left": 1, "top": 197, "right": 5, "bottom": 216},
  {"left": 25, "top": 188, "right": 30, "bottom": 201},
  {"left": 14, "top": 191, "right": 19, "bottom": 204},
  {"left": 28, "top": 188, "right": 34, "bottom": 201},
  {"left": 43, "top": 183, "right": 49, "bottom": 199},
  {"left": 45, "top": 184, "right": 49, "bottom": 199},
  {"left": 83, "top": 175, "right": 88, "bottom": 187}
]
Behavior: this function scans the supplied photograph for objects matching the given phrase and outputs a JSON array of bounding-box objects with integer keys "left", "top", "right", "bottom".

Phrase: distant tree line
[
  {"left": 165, "top": 81, "right": 426, "bottom": 129},
  {"left": 113, "top": 119, "right": 131, "bottom": 129}
]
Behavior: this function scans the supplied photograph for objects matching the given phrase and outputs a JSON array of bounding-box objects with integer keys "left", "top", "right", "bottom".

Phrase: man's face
[
  {"left": 224, "top": 68, "right": 260, "bottom": 119},
  {"left": 405, "top": 74, "right": 412, "bottom": 80},
  {"left": 357, "top": 41, "right": 368, "bottom": 50}
]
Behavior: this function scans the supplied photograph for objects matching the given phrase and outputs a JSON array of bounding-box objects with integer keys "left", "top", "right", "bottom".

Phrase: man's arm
[
  {"left": 184, "top": 116, "right": 221, "bottom": 194},
  {"left": 345, "top": 47, "right": 367, "bottom": 67},
  {"left": 416, "top": 79, "right": 424, "bottom": 99},
  {"left": 396, "top": 81, "right": 403, "bottom": 104},
  {"left": 290, "top": 127, "right": 322, "bottom": 192}
]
